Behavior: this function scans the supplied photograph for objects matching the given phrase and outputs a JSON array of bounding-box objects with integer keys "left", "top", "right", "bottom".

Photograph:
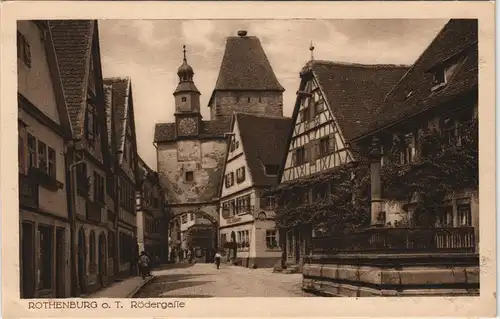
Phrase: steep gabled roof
[
  {"left": 49, "top": 20, "right": 94, "bottom": 139},
  {"left": 308, "top": 60, "right": 409, "bottom": 141},
  {"left": 103, "top": 77, "right": 135, "bottom": 165},
  {"left": 154, "top": 119, "right": 230, "bottom": 143},
  {"left": 235, "top": 113, "right": 292, "bottom": 187},
  {"left": 214, "top": 35, "right": 285, "bottom": 92},
  {"left": 356, "top": 19, "right": 478, "bottom": 138}
]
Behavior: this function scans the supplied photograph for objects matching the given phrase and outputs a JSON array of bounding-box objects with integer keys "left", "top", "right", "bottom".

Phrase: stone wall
[
  {"left": 210, "top": 91, "right": 283, "bottom": 121},
  {"left": 302, "top": 253, "right": 480, "bottom": 297}
]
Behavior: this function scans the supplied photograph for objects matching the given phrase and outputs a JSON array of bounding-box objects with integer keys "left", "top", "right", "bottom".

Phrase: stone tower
[{"left": 208, "top": 30, "right": 285, "bottom": 122}]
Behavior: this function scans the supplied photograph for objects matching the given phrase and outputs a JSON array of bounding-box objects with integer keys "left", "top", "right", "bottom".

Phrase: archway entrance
[
  {"left": 98, "top": 233, "right": 107, "bottom": 287},
  {"left": 77, "top": 228, "right": 86, "bottom": 293}
]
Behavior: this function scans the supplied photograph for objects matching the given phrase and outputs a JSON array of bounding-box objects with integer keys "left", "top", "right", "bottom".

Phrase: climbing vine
[
  {"left": 270, "top": 118, "right": 478, "bottom": 231},
  {"left": 380, "top": 119, "right": 478, "bottom": 227}
]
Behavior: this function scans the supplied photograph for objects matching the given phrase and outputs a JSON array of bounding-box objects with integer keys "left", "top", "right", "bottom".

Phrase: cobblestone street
[{"left": 134, "top": 263, "right": 315, "bottom": 298}]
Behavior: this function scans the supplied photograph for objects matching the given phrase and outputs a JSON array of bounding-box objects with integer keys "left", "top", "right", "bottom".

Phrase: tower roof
[
  {"left": 174, "top": 45, "right": 200, "bottom": 95},
  {"left": 213, "top": 31, "right": 285, "bottom": 92}
]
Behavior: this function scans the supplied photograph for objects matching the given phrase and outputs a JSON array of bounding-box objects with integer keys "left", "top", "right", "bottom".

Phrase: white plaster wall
[{"left": 17, "top": 21, "right": 60, "bottom": 125}]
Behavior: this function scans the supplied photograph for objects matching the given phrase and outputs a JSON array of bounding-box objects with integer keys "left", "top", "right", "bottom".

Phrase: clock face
[{"left": 179, "top": 118, "right": 197, "bottom": 136}]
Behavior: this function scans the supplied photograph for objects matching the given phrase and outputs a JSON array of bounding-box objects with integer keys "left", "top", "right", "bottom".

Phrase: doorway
[
  {"left": 55, "top": 227, "right": 65, "bottom": 297},
  {"left": 98, "top": 233, "right": 107, "bottom": 287},
  {"left": 77, "top": 228, "right": 86, "bottom": 293},
  {"left": 21, "top": 222, "right": 35, "bottom": 299}
]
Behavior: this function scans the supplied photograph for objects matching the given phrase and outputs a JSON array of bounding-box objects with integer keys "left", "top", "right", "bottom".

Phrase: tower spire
[
  {"left": 183, "top": 44, "right": 187, "bottom": 63},
  {"left": 309, "top": 41, "right": 315, "bottom": 61}
]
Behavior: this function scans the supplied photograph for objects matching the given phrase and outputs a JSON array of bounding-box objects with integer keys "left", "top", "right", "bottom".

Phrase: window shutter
[
  {"left": 291, "top": 151, "right": 296, "bottom": 167},
  {"left": 241, "top": 167, "right": 246, "bottom": 181}
]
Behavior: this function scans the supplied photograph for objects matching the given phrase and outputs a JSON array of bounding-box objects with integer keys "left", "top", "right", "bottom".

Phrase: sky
[{"left": 98, "top": 19, "right": 448, "bottom": 169}]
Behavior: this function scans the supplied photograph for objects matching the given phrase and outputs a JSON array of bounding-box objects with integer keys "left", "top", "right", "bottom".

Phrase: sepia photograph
[{"left": 1, "top": 1, "right": 496, "bottom": 318}]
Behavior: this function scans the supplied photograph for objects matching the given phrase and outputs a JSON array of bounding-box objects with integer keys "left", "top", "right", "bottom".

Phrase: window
[
  {"left": 185, "top": 171, "right": 194, "bottom": 182},
  {"left": 400, "top": 133, "right": 414, "bottom": 164},
  {"left": 299, "top": 108, "right": 310, "bottom": 123},
  {"left": 86, "top": 104, "right": 98, "bottom": 141},
  {"left": 37, "top": 140, "right": 47, "bottom": 172},
  {"left": 76, "top": 162, "right": 88, "bottom": 193},
  {"left": 230, "top": 139, "right": 240, "bottom": 152},
  {"left": 266, "top": 230, "right": 278, "bottom": 249},
  {"left": 220, "top": 233, "right": 227, "bottom": 245},
  {"left": 190, "top": 212, "right": 194, "bottom": 221},
  {"left": 225, "top": 172, "right": 234, "bottom": 188},
  {"left": 106, "top": 175, "right": 115, "bottom": 197},
  {"left": 181, "top": 214, "right": 187, "bottom": 224},
  {"left": 19, "top": 128, "right": 26, "bottom": 172},
  {"left": 237, "top": 230, "right": 250, "bottom": 248},
  {"left": 27, "top": 133, "right": 36, "bottom": 168},
  {"left": 236, "top": 167, "right": 246, "bottom": 183},
  {"left": 437, "top": 205, "right": 454, "bottom": 227},
  {"left": 441, "top": 117, "right": 456, "bottom": 146},
  {"left": 38, "top": 225, "right": 53, "bottom": 289},
  {"left": 119, "top": 178, "right": 135, "bottom": 212},
  {"left": 181, "top": 97, "right": 187, "bottom": 102},
  {"left": 258, "top": 96, "right": 262, "bottom": 103},
  {"left": 264, "top": 165, "right": 278, "bottom": 176},
  {"left": 247, "top": 97, "right": 251, "bottom": 103},
  {"left": 236, "top": 194, "right": 251, "bottom": 214},
  {"left": 93, "top": 171, "right": 105, "bottom": 203},
  {"left": 432, "top": 69, "right": 445, "bottom": 86},
  {"left": 294, "top": 147, "right": 306, "bottom": 166},
  {"left": 47, "top": 147, "right": 56, "bottom": 179},
  {"left": 266, "top": 196, "right": 275, "bottom": 209},
  {"left": 319, "top": 137, "right": 330, "bottom": 157},
  {"left": 17, "top": 32, "right": 31, "bottom": 67},
  {"left": 457, "top": 204, "right": 472, "bottom": 226}
]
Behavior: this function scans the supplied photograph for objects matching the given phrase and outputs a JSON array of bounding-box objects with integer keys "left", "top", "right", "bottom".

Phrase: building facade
[
  {"left": 103, "top": 77, "right": 140, "bottom": 277},
  {"left": 18, "top": 20, "right": 73, "bottom": 298},
  {"left": 299, "top": 19, "right": 479, "bottom": 296},
  {"left": 274, "top": 57, "right": 407, "bottom": 267},
  {"left": 136, "top": 157, "right": 169, "bottom": 263},
  {"left": 156, "top": 31, "right": 285, "bottom": 262},
  {"left": 219, "top": 113, "right": 291, "bottom": 268},
  {"left": 50, "top": 20, "right": 113, "bottom": 294}
]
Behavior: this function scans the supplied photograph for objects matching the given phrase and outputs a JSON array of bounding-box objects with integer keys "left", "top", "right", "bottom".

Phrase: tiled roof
[
  {"left": 308, "top": 61, "right": 409, "bottom": 141},
  {"left": 213, "top": 35, "right": 284, "bottom": 92},
  {"left": 236, "top": 113, "right": 292, "bottom": 187},
  {"left": 154, "top": 119, "right": 230, "bottom": 143},
  {"left": 360, "top": 19, "right": 478, "bottom": 137},
  {"left": 103, "top": 77, "right": 131, "bottom": 163},
  {"left": 49, "top": 20, "right": 94, "bottom": 139}
]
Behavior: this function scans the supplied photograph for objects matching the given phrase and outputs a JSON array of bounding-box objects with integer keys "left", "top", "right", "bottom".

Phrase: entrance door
[
  {"left": 21, "top": 222, "right": 35, "bottom": 298},
  {"left": 98, "top": 233, "right": 107, "bottom": 287},
  {"left": 77, "top": 228, "right": 86, "bottom": 293},
  {"left": 55, "top": 227, "right": 65, "bottom": 297}
]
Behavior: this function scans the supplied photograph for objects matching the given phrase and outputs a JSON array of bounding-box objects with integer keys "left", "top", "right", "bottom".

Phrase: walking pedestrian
[
  {"left": 214, "top": 251, "right": 221, "bottom": 269},
  {"left": 138, "top": 251, "right": 150, "bottom": 279}
]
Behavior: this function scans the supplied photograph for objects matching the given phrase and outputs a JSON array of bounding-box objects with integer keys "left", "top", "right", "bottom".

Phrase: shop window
[{"left": 266, "top": 230, "right": 278, "bottom": 249}]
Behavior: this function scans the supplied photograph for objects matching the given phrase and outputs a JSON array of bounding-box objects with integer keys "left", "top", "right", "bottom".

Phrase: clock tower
[{"left": 174, "top": 45, "right": 201, "bottom": 137}]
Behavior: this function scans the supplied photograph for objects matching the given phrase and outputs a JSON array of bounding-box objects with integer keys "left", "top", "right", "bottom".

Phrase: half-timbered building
[
  {"left": 103, "top": 77, "right": 140, "bottom": 277},
  {"left": 51, "top": 20, "right": 112, "bottom": 294},
  {"left": 18, "top": 20, "right": 73, "bottom": 298},
  {"left": 301, "top": 19, "right": 480, "bottom": 297},
  {"left": 275, "top": 58, "right": 408, "bottom": 268},
  {"left": 218, "top": 113, "right": 292, "bottom": 268}
]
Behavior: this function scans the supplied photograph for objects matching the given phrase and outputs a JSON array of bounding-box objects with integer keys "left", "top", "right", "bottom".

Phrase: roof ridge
[
  {"left": 235, "top": 112, "right": 289, "bottom": 120},
  {"left": 309, "top": 59, "right": 410, "bottom": 69}
]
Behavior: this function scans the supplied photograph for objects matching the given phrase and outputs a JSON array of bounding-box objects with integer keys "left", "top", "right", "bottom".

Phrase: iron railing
[{"left": 312, "top": 227, "right": 476, "bottom": 254}]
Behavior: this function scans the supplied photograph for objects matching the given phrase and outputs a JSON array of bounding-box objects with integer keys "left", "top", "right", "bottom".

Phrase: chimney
[{"left": 237, "top": 30, "right": 248, "bottom": 37}]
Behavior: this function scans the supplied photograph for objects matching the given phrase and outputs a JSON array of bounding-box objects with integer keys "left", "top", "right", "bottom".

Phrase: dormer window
[
  {"left": 264, "top": 164, "right": 279, "bottom": 176},
  {"left": 182, "top": 97, "right": 187, "bottom": 102},
  {"left": 430, "top": 58, "right": 463, "bottom": 92}
]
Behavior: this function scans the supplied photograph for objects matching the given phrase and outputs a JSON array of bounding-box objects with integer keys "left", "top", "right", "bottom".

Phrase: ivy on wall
[{"left": 271, "top": 119, "right": 478, "bottom": 231}]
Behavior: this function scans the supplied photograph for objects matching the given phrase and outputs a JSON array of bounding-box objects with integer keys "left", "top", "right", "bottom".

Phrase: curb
[{"left": 127, "top": 275, "right": 156, "bottom": 298}]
